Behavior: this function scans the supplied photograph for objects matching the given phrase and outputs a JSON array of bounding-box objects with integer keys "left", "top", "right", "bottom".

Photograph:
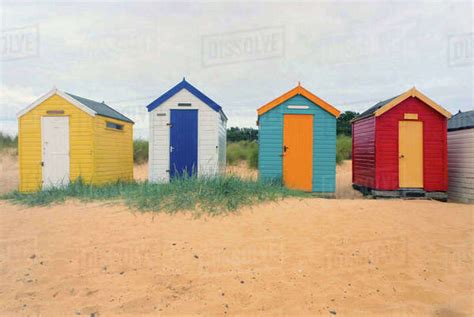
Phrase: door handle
[
  {"left": 399, "top": 155, "right": 404, "bottom": 159},
  {"left": 283, "top": 145, "right": 289, "bottom": 153},
  {"left": 170, "top": 146, "right": 174, "bottom": 153}
]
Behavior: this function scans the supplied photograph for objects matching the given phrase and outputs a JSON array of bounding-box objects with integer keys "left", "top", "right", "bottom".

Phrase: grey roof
[
  {"left": 353, "top": 94, "right": 400, "bottom": 122},
  {"left": 448, "top": 110, "right": 474, "bottom": 131},
  {"left": 66, "top": 92, "right": 134, "bottom": 123}
]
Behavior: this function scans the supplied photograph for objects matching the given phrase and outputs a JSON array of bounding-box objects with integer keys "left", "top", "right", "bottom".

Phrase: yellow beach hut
[{"left": 17, "top": 88, "right": 134, "bottom": 192}]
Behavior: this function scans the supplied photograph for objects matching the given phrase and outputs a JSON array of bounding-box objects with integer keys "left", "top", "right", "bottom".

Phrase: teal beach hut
[{"left": 257, "top": 84, "right": 341, "bottom": 192}]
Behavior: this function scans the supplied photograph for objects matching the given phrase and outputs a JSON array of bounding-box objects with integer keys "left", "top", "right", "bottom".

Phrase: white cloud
[
  {"left": 0, "top": 85, "right": 37, "bottom": 105},
  {"left": 0, "top": 85, "right": 39, "bottom": 135},
  {"left": 0, "top": 1, "right": 472, "bottom": 138}
]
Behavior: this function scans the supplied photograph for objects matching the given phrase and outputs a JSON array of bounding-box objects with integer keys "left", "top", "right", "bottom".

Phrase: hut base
[
  {"left": 309, "top": 192, "right": 335, "bottom": 198},
  {"left": 352, "top": 184, "right": 447, "bottom": 202}
]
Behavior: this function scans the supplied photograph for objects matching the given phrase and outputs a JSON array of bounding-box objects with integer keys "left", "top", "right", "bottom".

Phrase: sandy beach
[{"left": 0, "top": 154, "right": 472, "bottom": 316}]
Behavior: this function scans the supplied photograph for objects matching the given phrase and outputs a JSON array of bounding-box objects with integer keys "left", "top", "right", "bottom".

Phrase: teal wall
[{"left": 258, "top": 94, "right": 336, "bottom": 192}]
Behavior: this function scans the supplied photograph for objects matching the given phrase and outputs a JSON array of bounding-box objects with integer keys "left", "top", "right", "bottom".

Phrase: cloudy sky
[{"left": 1, "top": 0, "right": 472, "bottom": 138}]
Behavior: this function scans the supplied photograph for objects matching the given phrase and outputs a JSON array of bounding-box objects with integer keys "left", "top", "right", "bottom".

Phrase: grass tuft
[
  {"left": 227, "top": 141, "right": 258, "bottom": 169},
  {"left": 133, "top": 139, "right": 149, "bottom": 165},
  {"left": 1, "top": 175, "right": 307, "bottom": 214},
  {"left": 336, "top": 135, "right": 352, "bottom": 165},
  {"left": 0, "top": 133, "right": 18, "bottom": 154}
]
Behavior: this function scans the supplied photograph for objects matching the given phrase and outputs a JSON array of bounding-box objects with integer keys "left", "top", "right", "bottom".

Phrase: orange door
[
  {"left": 399, "top": 120, "right": 423, "bottom": 188},
  {"left": 283, "top": 114, "right": 313, "bottom": 191}
]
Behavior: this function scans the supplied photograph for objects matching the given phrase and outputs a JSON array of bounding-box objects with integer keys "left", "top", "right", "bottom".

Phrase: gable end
[
  {"left": 17, "top": 88, "right": 96, "bottom": 118},
  {"left": 146, "top": 79, "right": 226, "bottom": 119},
  {"left": 257, "top": 85, "right": 340, "bottom": 118}
]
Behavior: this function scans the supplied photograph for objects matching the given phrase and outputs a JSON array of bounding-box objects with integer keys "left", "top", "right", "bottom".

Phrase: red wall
[
  {"left": 375, "top": 97, "right": 448, "bottom": 191},
  {"left": 352, "top": 116, "right": 376, "bottom": 188}
]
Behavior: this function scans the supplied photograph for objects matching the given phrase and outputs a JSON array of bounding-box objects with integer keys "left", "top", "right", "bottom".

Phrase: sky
[{"left": 1, "top": 0, "right": 473, "bottom": 138}]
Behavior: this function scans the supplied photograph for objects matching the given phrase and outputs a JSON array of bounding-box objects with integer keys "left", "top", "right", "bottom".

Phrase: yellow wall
[
  {"left": 19, "top": 94, "right": 94, "bottom": 192},
  {"left": 19, "top": 93, "right": 134, "bottom": 192},
  {"left": 92, "top": 115, "right": 133, "bottom": 184}
]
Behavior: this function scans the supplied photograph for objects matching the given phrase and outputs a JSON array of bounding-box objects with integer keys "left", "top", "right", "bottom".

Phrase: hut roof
[
  {"left": 448, "top": 110, "right": 474, "bottom": 131},
  {"left": 353, "top": 87, "right": 451, "bottom": 122}
]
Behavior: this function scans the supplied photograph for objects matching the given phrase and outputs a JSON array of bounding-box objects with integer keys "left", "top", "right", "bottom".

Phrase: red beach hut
[{"left": 351, "top": 87, "right": 452, "bottom": 200}]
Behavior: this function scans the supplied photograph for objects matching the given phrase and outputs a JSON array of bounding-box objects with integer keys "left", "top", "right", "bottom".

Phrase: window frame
[{"left": 105, "top": 121, "right": 124, "bottom": 131}]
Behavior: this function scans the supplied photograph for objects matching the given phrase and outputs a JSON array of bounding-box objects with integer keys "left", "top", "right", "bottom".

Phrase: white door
[{"left": 41, "top": 117, "right": 70, "bottom": 189}]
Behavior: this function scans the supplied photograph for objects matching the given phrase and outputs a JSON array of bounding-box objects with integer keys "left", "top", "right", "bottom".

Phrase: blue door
[{"left": 170, "top": 109, "right": 198, "bottom": 179}]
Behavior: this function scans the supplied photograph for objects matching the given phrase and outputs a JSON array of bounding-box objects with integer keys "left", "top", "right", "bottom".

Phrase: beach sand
[{"left": 0, "top": 154, "right": 472, "bottom": 316}]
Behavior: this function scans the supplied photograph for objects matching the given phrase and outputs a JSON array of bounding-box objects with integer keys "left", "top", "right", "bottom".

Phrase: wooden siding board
[
  {"left": 258, "top": 110, "right": 283, "bottom": 181},
  {"left": 352, "top": 116, "right": 376, "bottom": 188},
  {"left": 217, "top": 116, "right": 227, "bottom": 174},
  {"left": 448, "top": 128, "right": 474, "bottom": 203},
  {"left": 258, "top": 94, "right": 336, "bottom": 192},
  {"left": 92, "top": 115, "right": 133, "bottom": 185}
]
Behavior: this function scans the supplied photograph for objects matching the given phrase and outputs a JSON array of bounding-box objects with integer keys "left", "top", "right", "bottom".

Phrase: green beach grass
[
  {"left": 133, "top": 139, "right": 149, "bottom": 165},
  {"left": 1, "top": 175, "right": 307, "bottom": 214},
  {"left": 336, "top": 135, "right": 352, "bottom": 165},
  {"left": 0, "top": 132, "right": 17, "bottom": 154},
  {"left": 227, "top": 141, "right": 258, "bottom": 169}
]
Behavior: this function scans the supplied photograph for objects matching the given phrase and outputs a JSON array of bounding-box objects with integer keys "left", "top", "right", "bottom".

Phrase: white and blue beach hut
[{"left": 146, "top": 79, "right": 227, "bottom": 182}]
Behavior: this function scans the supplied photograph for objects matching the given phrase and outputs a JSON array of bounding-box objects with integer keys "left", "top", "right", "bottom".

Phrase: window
[
  {"left": 178, "top": 103, "right": 192, "bottom": 107},
  {"left": 106, "top": 121, "right": 124, "bottom": 131},
  {"left": 287, "top": 105, "right": 309, "bottom": 109},
  {"left": 46, "top": 110, "right": 65, "bottom": 114}
]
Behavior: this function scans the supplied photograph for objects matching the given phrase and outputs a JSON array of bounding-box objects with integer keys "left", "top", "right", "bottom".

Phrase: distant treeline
[
  {"left": 337, "top": 111, "right": 359, "bottom": 136},
  {"left": 227, "top": 127, "right": 258, "bottom": 142}
]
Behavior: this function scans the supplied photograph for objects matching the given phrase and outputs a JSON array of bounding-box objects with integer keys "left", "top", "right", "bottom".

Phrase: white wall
[
  {"left": 148, "top": 88, "right": 221, "bottom": 182},
  {"left": 448, "top": 128, "right": 474, "bottom": 203},
  {"left": 218, "top": 114, "right": 227, "bottom": 173}
]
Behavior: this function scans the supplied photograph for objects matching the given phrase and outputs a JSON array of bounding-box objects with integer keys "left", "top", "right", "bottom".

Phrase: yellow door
[
  {"left": 283, "top": 114, "right": 313, "bottom": 191},
  {"left": 399, "top": 120, "right": 423, "bottom": 188}
]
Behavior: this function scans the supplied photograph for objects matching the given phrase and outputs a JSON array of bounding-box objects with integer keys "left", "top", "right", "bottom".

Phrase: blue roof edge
[{"left": 146, "top": 79, "right": 227, "bottom": 120}]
